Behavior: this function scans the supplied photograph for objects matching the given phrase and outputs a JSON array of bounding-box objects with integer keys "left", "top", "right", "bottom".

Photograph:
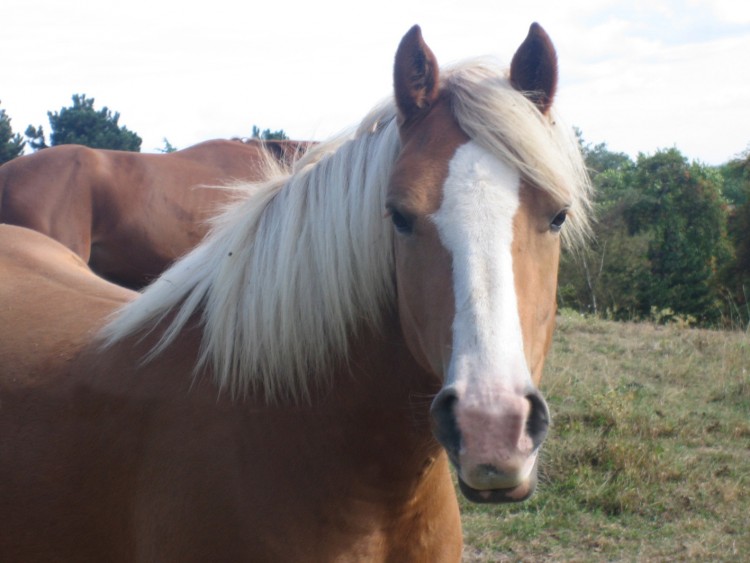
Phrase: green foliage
[
  {"left": 628, "top": 149, "right": 732, "bottom": 323},
  {"left": 558, "top": 138, "right": 647, "bottom": 319},
  {"left": 723, "top": 152, "right": 750, "bottom": 265},
  {"left": 251, "top": 125, "right": 288, "bottom": 141},
  {"left": 723, "top": 151, "right": 750, "bottom": 328},
  {"left": 0, "top": 101, "right": 25, "bottom": 164},
  {"left": 158, "top": 138, "right": 178, "bottom": 153},
  {"left": 730, "top": 194, "right": 750, "bottom": 280},
  {"left": 40, "top": 94, "right": 142, "bottom": 151},
  {"left": 24, "top": 124, "right": 48, "bottom": 151},
  {"left": 559, "top": 138, "right": 737, "bottom": 327},
  {"left": 720, "top": 147, "right": 750, "bottom": 206},
  {"left": 581, "top": 139, "right": 632, "bottom": 175}
]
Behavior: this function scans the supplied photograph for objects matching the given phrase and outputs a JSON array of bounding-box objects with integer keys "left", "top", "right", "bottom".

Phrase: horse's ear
[
  {"left": 394, "top": 25, "right": 440, "bottom": 125},
  {"left": 510, "top": 23, "right": 558, "bottom": 114}
]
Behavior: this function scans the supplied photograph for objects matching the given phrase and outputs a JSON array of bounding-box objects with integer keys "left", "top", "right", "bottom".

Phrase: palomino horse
[
  {"left": 0, "top": 138, "right": 307, "bottom": 288},
  {"left": 0, "top": 24, "right": 591, "bottom": 561}
]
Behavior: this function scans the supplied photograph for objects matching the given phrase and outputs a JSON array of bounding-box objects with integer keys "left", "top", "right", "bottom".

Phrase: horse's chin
[{"left": 457, "top": 473, "right": 538, "bottom": 504}]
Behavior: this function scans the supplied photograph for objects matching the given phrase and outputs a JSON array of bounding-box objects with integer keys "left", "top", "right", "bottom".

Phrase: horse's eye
[
  {"left": 388, "top": 207, "right": 415, "bottom": 235},
  {"left": 550, "top": 209, "right": 568, "bottom": 232}
]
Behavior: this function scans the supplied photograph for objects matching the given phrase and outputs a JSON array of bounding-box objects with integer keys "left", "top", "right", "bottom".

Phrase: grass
[{"left": 460, "top": 310, "right": 750, "bottom": 562}]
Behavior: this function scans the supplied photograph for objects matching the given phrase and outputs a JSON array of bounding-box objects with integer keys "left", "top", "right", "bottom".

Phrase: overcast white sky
[{"left": 3, "top": 0, "right": 749, "bottom": 164}]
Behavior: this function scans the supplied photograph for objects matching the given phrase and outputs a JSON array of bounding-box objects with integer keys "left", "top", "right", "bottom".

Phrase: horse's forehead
[{"left": 390, "top": 99, "right": 469, "bottom": 213}]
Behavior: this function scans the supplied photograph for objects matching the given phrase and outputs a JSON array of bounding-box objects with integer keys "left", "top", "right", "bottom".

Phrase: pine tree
[
  {"left": 0, "top": 101, "right": 26, "bottom": 164},
  {"left": 44, "top": 94, "right": 141, "bottom": 151}
]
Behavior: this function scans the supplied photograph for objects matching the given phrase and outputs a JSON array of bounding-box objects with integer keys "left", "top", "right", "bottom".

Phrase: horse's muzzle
[{"left": 430, "top": 384, "right": 549, "bottom": 503}]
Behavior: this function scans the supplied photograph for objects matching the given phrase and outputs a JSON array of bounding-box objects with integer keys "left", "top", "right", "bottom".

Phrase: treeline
[
  {"left": 1, "top": 95, "right": 142, "bottom": 160},
  {"left": 0, "top": 95, "right": 288, "bottom": 162},
  {"left": 1, "top": 97, "right": 748, "bottom": 328},
  {"left": 559, "top": 134, "right": 749, "bottom": 329}
]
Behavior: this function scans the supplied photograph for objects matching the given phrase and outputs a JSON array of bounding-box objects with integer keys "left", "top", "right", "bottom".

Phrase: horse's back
[
  {"left": 0, "top": 224, "right": 136, "bottom": 379},
  {"left": 168, "top": 138, "right": 267, "bottom": 169},
  {"left": 87, "top": 140, "right": 279, "bottom": 287},
  {"left": 174, "top": 138, "right": 309, "bottom": 170},
  {"left": 0, "top": 141, "right": 292, "bottom": 289}
]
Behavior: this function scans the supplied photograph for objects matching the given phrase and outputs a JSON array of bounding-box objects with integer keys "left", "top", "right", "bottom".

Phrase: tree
[
  {"left": 24, "top": 124, "right": 48, "bottom": 151},
  {"left": 0, "top": 101, "right": 25, "bottom": 164},
  {"left": 722, "top": 150, "right": 750, "bottom": 326},
  {"left": 626, "top": 149, "right": 732, "bottom": 323},
  {"left": 158, "top": 138, "right": 178, "bottom": 153},
  {"left": 557, "top": 137, "right": 646, "bottom": 319},
  {"left": 251, "top": 125, "right": 288, "bottom": 141},
  {"left": 28, "top": 94, "right": 142, "bottom": 152},
  {"left": 558, "top": 138, "right": 735, "bottom": 326},
  {"left": 720, "top": 146, "right": 750, "bottom": 206}
]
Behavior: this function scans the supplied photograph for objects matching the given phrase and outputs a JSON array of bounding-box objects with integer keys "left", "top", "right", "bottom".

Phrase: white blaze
[{"left": 430, "top": 142, "right": 532, "bottom": 403}]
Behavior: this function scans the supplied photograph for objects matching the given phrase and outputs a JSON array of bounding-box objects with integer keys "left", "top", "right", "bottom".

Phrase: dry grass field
[{"left": 461, "top": 311, "right": 749, "bottom": 562}]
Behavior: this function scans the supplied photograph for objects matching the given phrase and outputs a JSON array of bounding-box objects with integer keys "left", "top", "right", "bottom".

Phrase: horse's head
[{"left": 388, "top": 24, "right": 582, "bottom": 503}]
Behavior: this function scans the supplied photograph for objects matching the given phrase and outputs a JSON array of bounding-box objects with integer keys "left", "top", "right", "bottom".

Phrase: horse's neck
[
  {"left": 323, "top": 312, "right": 442, "bottom": 466},
  {"left": 283, "top": 312, "right": 462, "bottom": 557},
  {"left": 95, "top": 310, "right": 462, "bottom": 558}
]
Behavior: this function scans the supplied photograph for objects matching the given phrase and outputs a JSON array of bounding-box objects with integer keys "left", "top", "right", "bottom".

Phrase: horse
[
  {"left": 0, "top": 138, "right": 309, "bottom": 288},
  {"left": 0, "top": 23, "right": 591, "bottom": 561}
]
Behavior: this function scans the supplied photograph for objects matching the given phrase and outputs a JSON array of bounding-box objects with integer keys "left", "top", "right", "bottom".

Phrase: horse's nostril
[
  {"left": 525, "top": 391, "right": 550, "bottom": 450},
  {"left": 430, "top": 388, "right": 461, "bottom": 459},
  {"left": 432, "top": 386, "right": 549, "bottom": 472}
]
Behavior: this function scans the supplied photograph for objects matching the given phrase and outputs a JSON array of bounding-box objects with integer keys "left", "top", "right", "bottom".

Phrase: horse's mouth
[
  {"left": 446, "top": 449, "right": 540, "bottom": 504},
  {"left": 457, "top": 474, "right": 537, "bottom": 504}
]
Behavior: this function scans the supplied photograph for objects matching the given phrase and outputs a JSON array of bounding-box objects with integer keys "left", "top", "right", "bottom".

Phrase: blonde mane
[
  {"left": 445, "top": 59, "right": 593, "bottom": 246},
  {"left": 101, "top": 60, "right": 592, "bottom": 402}
]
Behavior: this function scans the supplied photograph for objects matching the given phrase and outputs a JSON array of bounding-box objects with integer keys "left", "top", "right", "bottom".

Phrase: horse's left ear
[
  {"left": 394, "top": 25, "right": 440, "bottom": 125},
  {"left": 510, "top": 23, "right": 558, "bottom": 114}
]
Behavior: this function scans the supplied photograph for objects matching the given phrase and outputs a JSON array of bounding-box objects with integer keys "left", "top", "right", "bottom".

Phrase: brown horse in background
[
  {"left": 0, "top": 139, "right": 308, "bottom": 288},
  {"left": 0, "top": 24, "right": 592, "bottom": 561}
]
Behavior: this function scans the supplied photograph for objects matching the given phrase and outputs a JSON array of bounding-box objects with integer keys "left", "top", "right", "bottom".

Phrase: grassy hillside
[{"left": 461, "top": 311, "right": 749, "bottom": 561}]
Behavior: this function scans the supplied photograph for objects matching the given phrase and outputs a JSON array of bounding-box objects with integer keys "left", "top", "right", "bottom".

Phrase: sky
[{"left": 3, "top": 0, "right": 749, "bottom": 165}]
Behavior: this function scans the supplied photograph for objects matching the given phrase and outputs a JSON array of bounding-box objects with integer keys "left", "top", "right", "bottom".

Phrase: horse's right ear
[
  {"left": 510, "top": 23, "right": 558, "bottom": 114},
  {"left": 394, "top": 25, "right": 440, "bottom": 125}
]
